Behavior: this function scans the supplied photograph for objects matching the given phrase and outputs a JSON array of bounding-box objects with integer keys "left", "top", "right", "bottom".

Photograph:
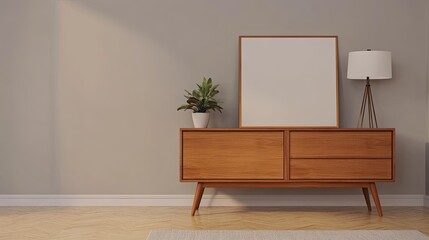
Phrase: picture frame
[{"left": 239, "top": 36, "right": 339, "bottom": 128}]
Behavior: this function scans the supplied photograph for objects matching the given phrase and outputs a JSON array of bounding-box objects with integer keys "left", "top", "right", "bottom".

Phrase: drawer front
[
  {"left": 290, "top": 159, "right": 392, "bottom": 180},
  {"left": 290, "top": 131, "right": 392, "bottom": 158},
  {"left": 182, "top": 131, "right": 284, "bottom": 180}
]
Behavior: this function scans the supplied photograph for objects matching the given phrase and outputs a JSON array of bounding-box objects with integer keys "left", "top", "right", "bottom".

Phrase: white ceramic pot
[{"left": 192, "top": 112, "right": 210, "bottom": 128}]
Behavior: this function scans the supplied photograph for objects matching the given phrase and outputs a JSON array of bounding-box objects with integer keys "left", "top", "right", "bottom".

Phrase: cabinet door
[{"left": 182, "top": 131, "right": 284, "bottom": 180}]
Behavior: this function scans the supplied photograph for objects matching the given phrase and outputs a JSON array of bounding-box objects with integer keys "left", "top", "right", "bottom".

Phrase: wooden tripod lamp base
[{"left": 357, "top": 78, "right": 378, "bottom": 128}]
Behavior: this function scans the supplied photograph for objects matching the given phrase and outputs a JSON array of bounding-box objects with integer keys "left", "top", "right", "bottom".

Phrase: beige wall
[
  {"left": 0, "top": 0, "right": 55, "bottom": 193},
  {"left": 426, "top": 1, "right": 429, "bottom": 196},
  {"left": 0, "top": 0, "right": 427, "bottom": 195}
]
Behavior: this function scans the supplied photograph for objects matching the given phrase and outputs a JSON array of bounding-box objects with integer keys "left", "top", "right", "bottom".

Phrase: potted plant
[{"left": 177, "top": 77, "right": 222, "bottom": 128}]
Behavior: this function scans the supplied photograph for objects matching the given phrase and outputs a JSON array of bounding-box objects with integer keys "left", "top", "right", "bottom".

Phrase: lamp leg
[
  {"left": 357, "top": 79, "right": 378, "bottom": 128},
  {"left": 367, "top": 84, "right": 378, "bottom": 127},
  {"left": 357, "top": 84, "right": 368, "bottom": 128}
]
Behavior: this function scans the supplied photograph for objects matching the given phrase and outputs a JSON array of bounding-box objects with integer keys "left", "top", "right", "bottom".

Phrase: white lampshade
[{"left": 347, "top": 50, "right": 392, "bottom": 80}]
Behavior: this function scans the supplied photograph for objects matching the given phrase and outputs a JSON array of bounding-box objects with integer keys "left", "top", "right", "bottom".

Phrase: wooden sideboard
[{"left": 180, "top": 128, "right": 395, "bottom": 216}]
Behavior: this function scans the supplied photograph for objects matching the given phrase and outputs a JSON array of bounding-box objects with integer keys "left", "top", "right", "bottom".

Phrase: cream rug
[{"left": 147, "top": 230, "right": 429, "bottom": 240}]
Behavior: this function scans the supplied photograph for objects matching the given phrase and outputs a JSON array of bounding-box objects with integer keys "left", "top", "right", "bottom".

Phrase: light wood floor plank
[{"left": 0, "top": 207, "right": 428, "bottom": 240}]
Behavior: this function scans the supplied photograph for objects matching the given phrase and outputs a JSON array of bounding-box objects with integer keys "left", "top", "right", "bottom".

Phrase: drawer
[
  {"left": 182, "top": 131, "right": 284, "bottom": 180},
  {"left": 290, "top": 159, "right": 392, "bottom": 180},
  {"left": 290, "top": 131, "right": 392, "bottom": 158}
]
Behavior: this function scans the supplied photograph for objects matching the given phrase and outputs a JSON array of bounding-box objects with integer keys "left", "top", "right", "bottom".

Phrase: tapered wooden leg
[
  {"left": 196, "top": 187, "right": 205, "bottom": 210},
  {"left": 369, "top": 183, "right": 382, "bottom": 217},
  {"left": 191, "top": 182, "right": 204, "bottom": 216},
  {"left": 362, "top": 187, "right": 372, "bottom": 211}
]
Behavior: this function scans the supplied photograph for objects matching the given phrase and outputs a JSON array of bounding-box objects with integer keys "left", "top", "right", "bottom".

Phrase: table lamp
[{"left": 347, "top": 50, "right": 392, "bottom": 128}]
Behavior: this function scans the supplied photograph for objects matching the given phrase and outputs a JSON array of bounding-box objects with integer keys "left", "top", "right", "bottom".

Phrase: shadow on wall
[
  {"left": 52, "top": 0, "right": 241, "bottom": 194},
  {"left": 54, "top": 0, "right": 238, "bottom": 134}
]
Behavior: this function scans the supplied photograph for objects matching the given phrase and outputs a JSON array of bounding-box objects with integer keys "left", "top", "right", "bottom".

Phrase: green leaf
[
  {"left": 187, "top": 98, "right": 200, "bottom": 104},
  {"left": 177, "top": 104, "right": 192, "bottom": 111}
]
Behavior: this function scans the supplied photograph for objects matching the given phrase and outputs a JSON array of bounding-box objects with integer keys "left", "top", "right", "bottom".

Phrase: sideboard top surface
[{"left": 180, "top": 128, "right": 395, "bottom": 132}]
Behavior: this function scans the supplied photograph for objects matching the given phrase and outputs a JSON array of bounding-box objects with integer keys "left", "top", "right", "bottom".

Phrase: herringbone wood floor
[{"left": 0, "top": 206, "right": 428, "bottom": 240}]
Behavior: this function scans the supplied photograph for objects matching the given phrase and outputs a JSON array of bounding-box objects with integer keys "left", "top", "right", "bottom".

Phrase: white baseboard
[
  {"left": 425, "top": 195, "right": 429, "bottom": 208},
  {"left": 0, "top": 194, "right": 424, "bottom": 207}
]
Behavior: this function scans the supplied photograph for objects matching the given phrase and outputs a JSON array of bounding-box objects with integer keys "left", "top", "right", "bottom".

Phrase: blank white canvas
[{"left": 241, "top": 37, "right": 338, "bottom": 127}]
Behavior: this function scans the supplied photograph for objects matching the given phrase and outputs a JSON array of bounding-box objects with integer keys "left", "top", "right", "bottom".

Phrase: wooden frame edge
[{"left": 179, "top": 129, "right": 184, "bottom": 182}]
